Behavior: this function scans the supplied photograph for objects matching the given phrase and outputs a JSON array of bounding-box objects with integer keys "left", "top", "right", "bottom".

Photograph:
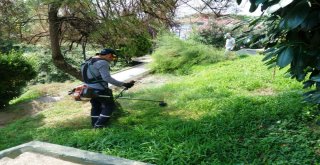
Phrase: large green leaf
[
  {"left": 277, "top": 47, "right": 294, "bottom": 68},
  {"left": 301, "top": 11, "right": 320, "bottom": 30},
  {"left": 237, "top": 0, "right": 242, "bottom": 5},
  {"left": 263, "top": 46, "right": 286, "bottom": 62},
  {"left": 285, "top": 1, "right": 310, "bottom": 29},
  {"left": 249, "top": 0, "right": 258, "bottom": 12},
  {"left": 261, "top": 0, "right": 280, "bottom": 11}
]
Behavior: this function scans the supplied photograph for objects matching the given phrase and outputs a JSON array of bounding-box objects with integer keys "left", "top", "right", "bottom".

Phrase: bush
[
  {"left": 25, "top": 46, "right": 79, "bottom": 84},
  {"left": 0, "top": 38, "right": 20, "bottom": 54},
  {"left": 118, "top": 33, "right": 152, "bottom": 64},
  {"left": 0, "top": 51, "right": 36, "bottom": 108},
  {"left": 191, "top": 22, "right": 227, "bottom": 48},
  {"left": 150, "top": 34, "right": 224, "bottom": 74}
]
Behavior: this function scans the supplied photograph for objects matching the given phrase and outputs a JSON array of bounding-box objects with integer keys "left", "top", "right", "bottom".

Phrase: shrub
[
  {"left": 26, "top": 46, "right": 79, "bottom": 84},
  {"left": 191, "top": 22, "right": 227, "bottom": 48},
  {"left": 118, "top": 33, "right": 152, "bottom": 64},
  {"left": 150, "top": 33, "right": 224, "bottom": 74},
  {"left": 0, "top": 38, "right": 20, "bottom": 54},
  {"left": 0, "top": 51, "right": 36, "bottom": 108}
]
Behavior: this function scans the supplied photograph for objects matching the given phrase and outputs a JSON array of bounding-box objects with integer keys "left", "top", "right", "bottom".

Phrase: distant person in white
[{"left": 224, "top": 33, "right": 235, "bottom": 57}]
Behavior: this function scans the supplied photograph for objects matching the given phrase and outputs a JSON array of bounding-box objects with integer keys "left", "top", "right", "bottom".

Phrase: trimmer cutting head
[{"left": 159, "top": 101, "right": 167, "bottom": 107}]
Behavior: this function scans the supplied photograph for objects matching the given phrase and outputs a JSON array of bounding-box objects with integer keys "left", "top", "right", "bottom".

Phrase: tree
[
  {"left": 179, "top": 0, "right": 237, "bottom": 17},
  {"left": 44, "top": 0, "right": 178, "bottom": 80},
  {"left": 0, "top": 0, "right": 31, "bottom": 53},
  {"left": 237, "top": 0, "right": 320, "bottom": 104},
  {"left": 0, "top": 0, "right": 30, "bottom": 41},
  {"left": 48, "top": 2, "right": 82, "bottom": 80}
]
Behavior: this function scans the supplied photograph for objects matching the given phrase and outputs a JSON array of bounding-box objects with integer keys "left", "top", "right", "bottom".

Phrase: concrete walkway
[
  {"left": 0, "top": 141, "right": 150, "bottom": 165},
  {"left": 109, "top": 55, "right": 152, "bottom": 89},
  {"left": 236, "top": 49, "right": 264, "bottom": 55}
]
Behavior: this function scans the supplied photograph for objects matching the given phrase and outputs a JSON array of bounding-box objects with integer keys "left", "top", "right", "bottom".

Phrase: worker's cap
[{"left": 100, "top": 48, "right": 116, "bottom": 55}]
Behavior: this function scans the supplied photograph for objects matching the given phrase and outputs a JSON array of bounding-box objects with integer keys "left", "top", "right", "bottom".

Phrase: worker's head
[
  {"left": 225, "top": 33, "right": 231, "bottom": 39},
  {"left": 99, "top": 48, "right": 117, "bottom": 61}
]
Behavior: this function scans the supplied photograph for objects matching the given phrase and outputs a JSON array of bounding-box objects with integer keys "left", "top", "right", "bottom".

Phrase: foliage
[
  {"left": 180, "top": 0, "right": 236, "bottom": 17},
  {"left": 23, "top": 44, "right": 135, "bottom": 84},
  {"left": 117, "top": 33, "right": 153, "bottom": 64},
  {"left": 0, "top": 0, "right": 178, "bottom": 80},
  {"left": 191, "top": 22, "right": 228, "bottom": 48},
  {"left": 190, "top": 15, "right": 257, "bottom": 49},
  {"left": 25, "top": 45, "right": 88, "bottom": 84},
  {"left": 0, "top": 0, "right": 30, "bottom": 42},
  {"left": 0, "top": 51, "right": 36, "bottom": 108},
  {"left": 0, "top": 0, "right": 26, "bottom": 54},
  {"left": 0, "top": 56, "right": 319, "bottom": 164},
  {"left": 150, "top": 33, "right": 224, "bottom": 74},
  {"left": 0, "top": 39, "right": 19, "bottom": 54},
  {"left": 237, "top": 0, "right": 320, "bottom": 104}
]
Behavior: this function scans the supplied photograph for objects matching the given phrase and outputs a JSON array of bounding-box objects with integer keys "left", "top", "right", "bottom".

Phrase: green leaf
[
  {"left": 279, "top": 19, "right": 286, "bottom": 29},
  {"left": 261, "top": 0, "right": 280, "bottom": 11},
  {"left": 301, "top": 11, "right": 320, "bottom": 30},
  {"left": 249, "top": 17, "right": 262, "bottom": 26},
  {"left": 237, "top": 0, "right": 242, "bottom": 5},
  {"left": 232, "top": 22, "right": 246, "bottom": 31},
  {"left": 249, "top": 1, "right": 258, "bottom": 12},
  {"left": 311, "top": 75, "right": 320, "bottom": 82},
  {"left": 267, "top": 62, "right": 277, "bottom": 69},
  {"left": 285, "top": 1, "right": 310, "bottom": 29},
  {"left": 303, "top": 80, "right": 314, "bottom": 89},
  {"left": 255, "top": 0, "right": 266, "bottom": 6},
  {"left": 277, "top": 47, "right": 294, "bottom": 68},
  {"left": 263, "top": 48, "right": 276, "bottom": 54},
  {"left": 262, "top": 52, "right": 276, "bottom": 62}
]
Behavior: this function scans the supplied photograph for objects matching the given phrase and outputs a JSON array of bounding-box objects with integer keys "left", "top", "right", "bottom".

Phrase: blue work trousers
[{"left": 90, "top": 89, "right": 115, "bottom": 128}]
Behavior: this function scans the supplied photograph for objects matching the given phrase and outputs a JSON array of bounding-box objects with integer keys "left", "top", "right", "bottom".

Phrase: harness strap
[
  {"left": 88, "top": 64, "right": 104, "bottom": 84},
  {"left": 82, "top": 58, "right": 104, "bottom": 84},
  {"left": 82, "top": 58, "right": 109, "bottom": 90}
]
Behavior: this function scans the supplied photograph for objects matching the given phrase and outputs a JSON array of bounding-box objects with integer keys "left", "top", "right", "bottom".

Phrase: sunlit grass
[{"left": 0, "top": 55, "right": 319, "bottom": 164}]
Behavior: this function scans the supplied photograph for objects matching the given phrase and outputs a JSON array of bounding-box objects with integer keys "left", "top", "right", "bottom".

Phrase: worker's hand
[{"left": 123, "top": 80, "right": 135, "bottom": 89}]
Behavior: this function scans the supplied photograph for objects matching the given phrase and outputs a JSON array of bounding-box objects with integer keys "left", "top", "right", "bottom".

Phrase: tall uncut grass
[
  {"left": 150, "top": 34, "right": 225, "bottom": 74},
  {"left": 1, "top": 56, "right": 320, "bottom": 164}
]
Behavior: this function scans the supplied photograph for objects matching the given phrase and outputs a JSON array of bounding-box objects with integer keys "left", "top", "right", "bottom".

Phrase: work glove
[{"left": 122, "top": 80, "right": 135, "bottom": 89}]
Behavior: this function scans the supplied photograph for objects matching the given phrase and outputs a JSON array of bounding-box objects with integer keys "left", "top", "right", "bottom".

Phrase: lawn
[{"left": 0, "top": 55, "right": 319, "bottom": 164}]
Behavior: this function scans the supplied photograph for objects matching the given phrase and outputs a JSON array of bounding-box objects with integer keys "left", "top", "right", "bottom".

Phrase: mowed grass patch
[{"left": 0, "top": 56, "right": 319, "bottom": 164}]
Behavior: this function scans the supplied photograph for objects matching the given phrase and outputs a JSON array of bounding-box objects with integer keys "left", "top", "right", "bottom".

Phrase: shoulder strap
[
  {"left": 81, "top": 58, "right": 92, "bottom": 84},
  {"left": 82, "top": 58, "right": 103, "bottom": 83},
  {"left": 82, "top": 58, "right": 109, "bottom": 90}
]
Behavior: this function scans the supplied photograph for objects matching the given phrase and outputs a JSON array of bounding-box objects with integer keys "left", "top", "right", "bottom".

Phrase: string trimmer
[{"left": 76, "top": 86, "right": 167, "bottom": 107}]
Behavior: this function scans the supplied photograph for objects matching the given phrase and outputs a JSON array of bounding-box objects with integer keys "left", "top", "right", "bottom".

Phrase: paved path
[
  {"left": 236, "top": 49, "right": 264, "bottom": 55},
  {"left": 109, "top": 55, "right": 152, "bottom": 88}
]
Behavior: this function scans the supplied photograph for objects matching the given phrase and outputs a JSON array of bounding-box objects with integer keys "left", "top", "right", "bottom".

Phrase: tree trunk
[{"left": 48, "top": 3, "right": 82, "bottom": 80}]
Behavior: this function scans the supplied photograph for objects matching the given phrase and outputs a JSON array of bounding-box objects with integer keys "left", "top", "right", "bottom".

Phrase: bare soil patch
[{"left": 251, "top": 87, "right": 275, "bottom": 96}]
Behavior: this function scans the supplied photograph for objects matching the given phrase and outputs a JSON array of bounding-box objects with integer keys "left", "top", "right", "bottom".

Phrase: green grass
[
  {"left": 1, "top": 55, "right": 320, "bottom": 164},
  {"left": 9, "top": 89, "right": 42, "bottom": 105}
]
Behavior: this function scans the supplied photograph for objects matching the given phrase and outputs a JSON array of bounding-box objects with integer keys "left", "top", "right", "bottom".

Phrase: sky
[
  {"left": 238, "top": 0, "right": 262, "bottom": 16},
  {"left": 176, "top": 0, "right": 263, "bottom": 17}
]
